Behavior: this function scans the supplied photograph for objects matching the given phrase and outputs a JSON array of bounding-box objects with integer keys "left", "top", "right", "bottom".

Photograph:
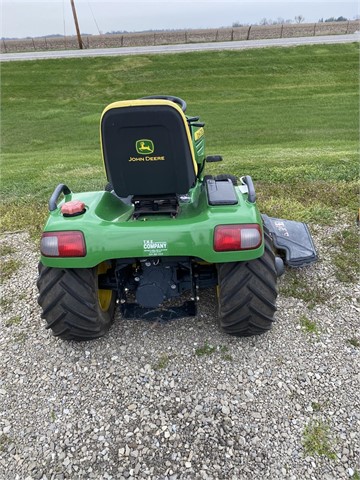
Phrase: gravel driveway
[{"left": 0, "top": 228, "right": 359, "bottom": 480}]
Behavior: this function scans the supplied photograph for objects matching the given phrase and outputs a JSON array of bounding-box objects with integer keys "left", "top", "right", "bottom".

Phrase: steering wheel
[{"left": 140, "top": 95, "right": 187, "bottom": 112}]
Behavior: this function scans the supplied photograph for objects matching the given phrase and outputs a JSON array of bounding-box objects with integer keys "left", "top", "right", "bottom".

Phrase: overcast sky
[{"left": 1, "top": 0, "right": 358, "bottom": 39}]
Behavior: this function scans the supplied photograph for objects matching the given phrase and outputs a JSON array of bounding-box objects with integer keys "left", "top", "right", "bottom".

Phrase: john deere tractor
[{"left": 37, "top": 95, "right": 317, "bottom": 341}]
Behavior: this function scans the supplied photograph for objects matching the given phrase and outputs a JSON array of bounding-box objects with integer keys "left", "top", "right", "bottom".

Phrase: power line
[
  {"left": 87, "top": 1, "right": 102, "bottom": 35},
  {"left": 62, "top": 0, "right": 66, "bottom": 38}
]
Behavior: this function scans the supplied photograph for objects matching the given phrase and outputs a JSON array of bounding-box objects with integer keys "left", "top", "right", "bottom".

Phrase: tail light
[
  {"left": 40, "top": 231, "right": 86, "bottom": 257},
  {"left": 214, "top": 224, "right": 262, "bottom": 252}
]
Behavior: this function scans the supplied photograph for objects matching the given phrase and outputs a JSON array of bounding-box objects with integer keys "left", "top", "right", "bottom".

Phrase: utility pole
[{"left": 70, "top": 0, "right": 84, "bottom": 49}]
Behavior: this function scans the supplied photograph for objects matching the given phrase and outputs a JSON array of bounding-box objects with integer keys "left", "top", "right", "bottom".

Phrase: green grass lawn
[{"left": 1, "top": 43, "right": 359, "bottom": 237}]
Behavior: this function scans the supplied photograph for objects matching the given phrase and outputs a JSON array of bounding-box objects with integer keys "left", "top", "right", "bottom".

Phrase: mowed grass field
[{"left": 1, "top": 43, "right": 359, "bottom": 238}]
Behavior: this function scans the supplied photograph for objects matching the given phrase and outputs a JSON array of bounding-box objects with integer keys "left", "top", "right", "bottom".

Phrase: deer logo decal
[{"left": 136, "top": 139, "right": 154, "bottom": 155}]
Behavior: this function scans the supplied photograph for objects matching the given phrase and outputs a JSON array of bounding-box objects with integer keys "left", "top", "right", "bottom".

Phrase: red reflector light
[
  {"left": 40, "top": 231, "right": 86, "bottom": 257},
  {"left": 61, "top": 200, "right": 86, "bottom": 216},
  {"left": 214, "top": 224, "right": 262, "bottom": 252}
]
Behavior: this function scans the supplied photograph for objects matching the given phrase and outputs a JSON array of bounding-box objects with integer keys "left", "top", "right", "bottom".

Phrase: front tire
[
  {"left": 37, "top": 263, "right": 116, "bottom": 341},
  {"left": 217, "top": 232, "right": 277, "bottom": 337}
]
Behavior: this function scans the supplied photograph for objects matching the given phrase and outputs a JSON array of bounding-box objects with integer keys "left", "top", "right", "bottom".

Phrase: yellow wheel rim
[{"left": 97, "top": 262, "right": 113, "bottom": 312}]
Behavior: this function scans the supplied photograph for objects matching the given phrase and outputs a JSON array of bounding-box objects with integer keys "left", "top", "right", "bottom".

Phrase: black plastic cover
[
  {"left": 262, "top": 215, "right": 318, "bottom": 267},
  {"left": 206, "top": 178, "right": 238, "bottom": 206}
]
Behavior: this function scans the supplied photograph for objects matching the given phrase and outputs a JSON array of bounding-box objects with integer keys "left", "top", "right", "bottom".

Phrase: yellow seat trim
[{"left": 100, "top": 99, "right": 198, "bottom": 176}]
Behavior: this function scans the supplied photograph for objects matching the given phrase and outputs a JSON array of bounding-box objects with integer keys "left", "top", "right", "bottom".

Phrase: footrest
[
  {"left": 262, "top": 215, "right": 318, "bottom": 267},
  {"left": 120, "top": 300, "right": 197, "bottom": 321}
]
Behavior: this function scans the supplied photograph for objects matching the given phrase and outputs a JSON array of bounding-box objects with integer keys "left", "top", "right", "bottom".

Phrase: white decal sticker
[
  {"left": 274, "top": 221, "right": 289, "bottom": 237},
  {"left": 143, "top": 240, "right": 168, "bottom": 256}
]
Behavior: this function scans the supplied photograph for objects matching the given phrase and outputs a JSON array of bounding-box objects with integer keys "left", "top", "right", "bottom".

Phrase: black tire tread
[
  {"left": 217, "top": 233, "right": 277, "bottom": 337},
  {"left": 37, "top": 263, "right": 115, "bottom": 341}
]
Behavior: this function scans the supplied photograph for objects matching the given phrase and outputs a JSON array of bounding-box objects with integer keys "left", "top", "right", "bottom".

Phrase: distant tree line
[
  {"left": 318, "top": 16, "right": 349, "bottom": 23},
  {"left": 233, "top": 15, "right": 352, "bottom": 28}
]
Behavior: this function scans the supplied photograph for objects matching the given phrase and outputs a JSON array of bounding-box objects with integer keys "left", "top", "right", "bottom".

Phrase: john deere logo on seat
[{"left": 136, "top": 139, "right": 154, "bottom": 155}]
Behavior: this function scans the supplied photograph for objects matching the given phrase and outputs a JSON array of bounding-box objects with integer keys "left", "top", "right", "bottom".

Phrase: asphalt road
[{"left": 1, "top": 33, "right": 359, "bottom": 62}]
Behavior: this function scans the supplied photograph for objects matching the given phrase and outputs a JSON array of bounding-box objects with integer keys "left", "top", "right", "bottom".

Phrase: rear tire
[
  {"left": 37, "top": 263, "right": 116, "bottom": 341},
  {"left": 217, "top": 232, "right": 277, "bottom": 336}
]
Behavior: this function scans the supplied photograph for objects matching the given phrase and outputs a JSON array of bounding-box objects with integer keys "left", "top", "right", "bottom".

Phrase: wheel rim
[{"left": 97, "top": 262, "right": 113, "bottom": 312}]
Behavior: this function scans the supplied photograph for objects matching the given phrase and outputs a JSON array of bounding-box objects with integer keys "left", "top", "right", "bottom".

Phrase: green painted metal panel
[{"left": 41, "top": 184, "right": 264, "bottom": 268}]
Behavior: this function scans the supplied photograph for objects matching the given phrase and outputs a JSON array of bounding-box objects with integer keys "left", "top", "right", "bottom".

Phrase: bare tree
[{"left": 294, "top": 15, "right": 305, "bottom": 24}]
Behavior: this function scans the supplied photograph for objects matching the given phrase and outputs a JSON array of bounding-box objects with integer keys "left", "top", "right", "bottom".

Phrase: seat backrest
[{"left": 100, "top": 99, "right": 198, "bottom": 197}]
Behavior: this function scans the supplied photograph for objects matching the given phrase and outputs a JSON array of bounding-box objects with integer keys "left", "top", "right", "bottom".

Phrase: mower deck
[{"left": 262, "top": 215, "right": 318, "bottom": 267}]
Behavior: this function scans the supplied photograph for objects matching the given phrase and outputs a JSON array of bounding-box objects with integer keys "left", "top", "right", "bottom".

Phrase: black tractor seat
[{"left": 101, "top": 99, "right": 198, "bottom": 211}]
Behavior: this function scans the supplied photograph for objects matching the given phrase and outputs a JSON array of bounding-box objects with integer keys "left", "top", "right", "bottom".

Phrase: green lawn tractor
[{"left": 37, "top": 95, "right": 317, "bottom": 341}]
